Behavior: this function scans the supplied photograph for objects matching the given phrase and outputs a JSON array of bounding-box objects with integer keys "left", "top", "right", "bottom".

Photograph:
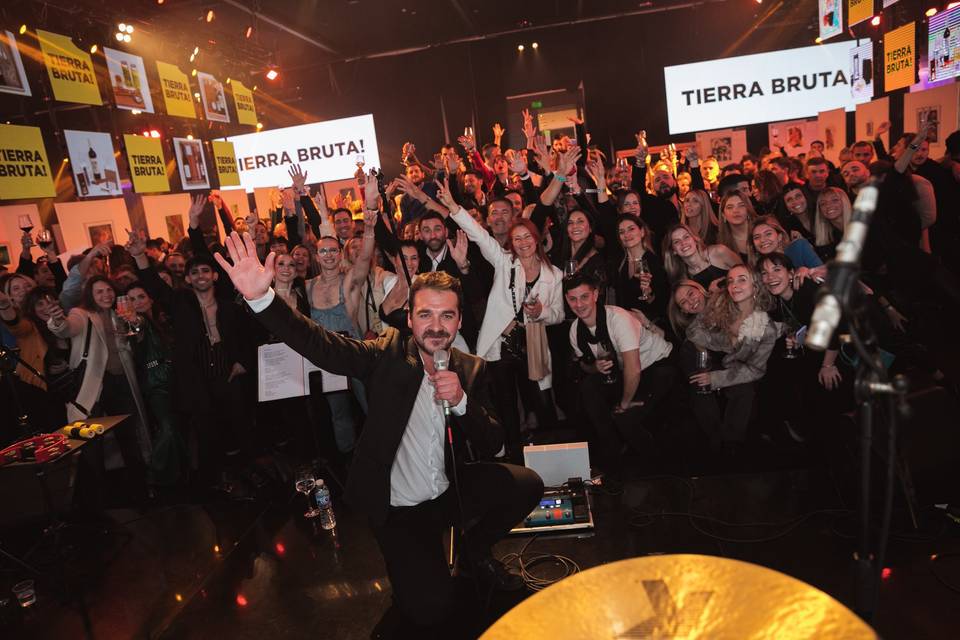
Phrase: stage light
[
  {"left": 206, "top": 10, "right": 215, "bottom": 22},
  {"left": 245, "top": 26, "right": 253, "bottom": 38},
  {"left": 274, "top": 542, "right": 286, "bottom": 556},
  {"left": 149, "top": 129, "right": 160, "bottom": 138},
  {"left": 90, "top": 44, "right": 98, "bottom": 54},
  {"left": 517, "top": 44, "right": 524, "bottom": 51},
  {"left": 119, "top": 23, "right": 127, "bottom": 32},
  {"left": 19, "top": 24, "right": 27, "bottom": 35},
  {"left": 266, "top": 68, "right": 279, "bottom": 80},
  {"left": 213, "top": 544, "right": 221, "bottom": 553},
  {"left": 226, "top": 77, "right": 231, "bottom": 84},
  {"left": 194, "top": 92, "right": 201, "bottom": 99},
  {"left": 158, "top": 0, "right": 165, "bottom": 4},
  {"left": 131, "top": 109, "right": 141, "bottom": 114},
  {"left": 189, "top": 53, "right": 196, "bottom": 62},
  {"left": 531, "top": 42, "right": 539, "bottom": 49},
  {"left": 187, "top": 134, "right": 194, "bottom": 140},
  {"left": 191, "top": 68, "right": 198, "bottom": 76},
  {"left": 174, "top": 593, "right": 183, "bottom": 602},
  {"left": 116, "top": 32, "right": 124, "bottom": 41},
  {"left": 142, "top": 130, "right": 151, "bottom": 137},
  {"left": 926, "top": 7, "right": 938, "bottom": 16},
  {"left": 126, "top": 25, "right": 134, "bottom": 34},
  {"left": 193, "top": 46, "right": 200, "bottom": 56},
  {"left": 815, "top": 36, "right": 823, "bottom": 44},
  {"left": 881, "top": 567, "right": 892, "bottom": 580},
  {"left": 235, "top": 593, "right": 248, "bottom": 607},
  {"left": 870, "top": 15, "right": 881, "bottom": 26},
  {"left": 256, "top": 122, "right": 264, "bottom": 130},
  {"left": 252, "top": 85, "right": 257, "bottom": 91},
  {"left": 123, "top": 34, "right": 131, "bottom": 43}
]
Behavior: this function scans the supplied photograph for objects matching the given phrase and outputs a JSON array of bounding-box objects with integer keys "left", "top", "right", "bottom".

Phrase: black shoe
[{"left": 461, "top": 554, "right": 524, "bottom": 591}]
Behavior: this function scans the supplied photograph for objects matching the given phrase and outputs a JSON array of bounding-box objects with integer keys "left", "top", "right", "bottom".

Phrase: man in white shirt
[
  {"left": 214, "top": 236, "right": 542, "bottom": 634},
  {"left": 564, "top": 272, "right": 677, "bottom": 475}
]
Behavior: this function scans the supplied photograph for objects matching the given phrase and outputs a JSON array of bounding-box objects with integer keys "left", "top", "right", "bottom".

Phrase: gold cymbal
[{"left": 481, "top": 554, "right": 877, "bottom": 639}]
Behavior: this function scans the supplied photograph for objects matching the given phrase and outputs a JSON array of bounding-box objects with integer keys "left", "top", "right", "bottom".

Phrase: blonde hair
[
  {"left": 668, "top": 279, "right": 707, "bottom": 338},
  {"left": 699, "top": 264, "right": 772, "bottom": 335},
  {"left": 681, "top": 189, "right": 719, "bottom": 243},
  {"left": 814, "top": 187, "right": 852, "bottom": 247},
  {"left": 662, "top": 223, "right": 708, "bottom": 283},
  {"left": 747, "top": 215, "right": 789, "bottom": 266},
  {"left": 716, "top": 193, "right": 756, "bottom": 256}
]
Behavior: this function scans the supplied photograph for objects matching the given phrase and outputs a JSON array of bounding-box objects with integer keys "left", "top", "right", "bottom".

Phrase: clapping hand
[{"left": 214, "top": 232, "right": 276, "bottom": 301}]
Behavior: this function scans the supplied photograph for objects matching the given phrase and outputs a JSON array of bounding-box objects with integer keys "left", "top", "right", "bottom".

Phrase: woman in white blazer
[
  {"left": 48, "top": 275, "right": 152, "bottom": 502},
  {"left": 440, "top": 185, "right": 563, "bottom": 459}
]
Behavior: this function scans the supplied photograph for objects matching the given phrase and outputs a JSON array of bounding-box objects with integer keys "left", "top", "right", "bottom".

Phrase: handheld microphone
[
  {"left": 433, "top": 349, "right": 451, "bottom": 416},
  {"left": 806, "top": 181, "right": 879, "bottom": 352}
]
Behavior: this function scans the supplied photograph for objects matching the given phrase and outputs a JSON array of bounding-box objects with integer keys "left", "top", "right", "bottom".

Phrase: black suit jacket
[{"left": 254, "top": 295, "right": 503, "bottom": 525}]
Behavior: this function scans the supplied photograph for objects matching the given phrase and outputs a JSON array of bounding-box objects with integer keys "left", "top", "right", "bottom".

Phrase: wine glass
[
  {"left": 18, "top": 215, "right": 33, "bottom": 234},
  {"left": 784, "top": 320, "right": 801, "bottom": 360},
  {"left": 594, "top": 346, "right": 618, "bottom": 386},
  {"left": 112, "top": 296, "right": 139, "bottom": 337},
  {"left": 355, "top": 154, "right": 365, "bottom": 169},
  {"left": 634, "top": 256, "right": 650, "bottom": 301},
  {"left": 694, "top": 349, "right": 713, "bottom": 395},
  {"left": 564, "top": 259, "right": 578, "bottom": 278},
  {"left": 295, "top": 467, "right": 319, "bottom": 518},
  {"left": 36, "top": 229, "right": 53, "bottom": 248}
]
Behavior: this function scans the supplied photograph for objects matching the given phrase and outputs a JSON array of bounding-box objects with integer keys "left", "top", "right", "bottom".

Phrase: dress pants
[{"left": 371, "top": 462, "right": 543, "bottom": 631}]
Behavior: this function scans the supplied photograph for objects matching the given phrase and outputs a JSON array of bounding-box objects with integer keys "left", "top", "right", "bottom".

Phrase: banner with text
[
  {"left": 123, "top": 135, "right": 169, "bottom": 193},
  {"left": 156, "top": 61, "right": 196, "bottom": 119},
  {"left": 104, "top": 48, "right": 154, "bottom": 113},
  {"left": 848, "top": 0, "right": 873, "bottom": 27},
  {"left": 231, "top": 81, "right": 258, "bottom": 126},
  {"left": 37, "top": 30, "right": 102, "bottom": 105},
  {"left": 222, "top": 115, "right": 381, "bottom": 192},
  {"left": 0, "top": 31, "right": 32, "bottom": 96},
  {"left": 884, "top": 22, "right": 915, "bottom": 91},
  {"left": 211, "top": 141, "right": 241, "bottom": 187},
  {"left": 0, "top": 125, "right": 55, "bottom": 200},
  {"left": 663, "top": 41, "right": 868, "bottom": 134},
  {"left": 819, "top": 0, "right": 843, "bottom": 42}
]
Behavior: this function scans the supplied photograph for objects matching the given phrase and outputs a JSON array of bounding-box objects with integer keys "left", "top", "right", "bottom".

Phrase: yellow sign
[
  {"left": 848, "top": 0, "right": 873, "bottom": 27},
  {"left": 156, "top": 61, "right": 197, "bottom": 119},
  {"left": 123, "top": 135, "right": 169, "bottom": 193},
  {"left": 231, "top": 81, "right": 258, "bottom": 126},
  {"left": 212, "top": 140, "right": 241, "bottom": 187},
  {"left": 37, "top": 30, "right": 102, "bottom": 105},
  {"left": 884, "top": 22, "right": 915, "bottom": 91},
  {"left": 0, "top": 125, "right": 56, "bottom": 200}
]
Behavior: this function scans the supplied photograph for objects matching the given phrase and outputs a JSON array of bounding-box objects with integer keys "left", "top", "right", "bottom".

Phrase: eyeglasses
[{"left": 317, "top": 248, "right": 340, "bottom": 256}]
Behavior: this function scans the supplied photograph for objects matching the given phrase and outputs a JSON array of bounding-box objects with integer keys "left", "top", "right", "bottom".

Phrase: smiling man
[{"left": 216, "top": 239, "right": 542, "bottom": 634}]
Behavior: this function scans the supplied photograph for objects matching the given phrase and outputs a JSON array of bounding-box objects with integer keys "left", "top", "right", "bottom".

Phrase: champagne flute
[
  {"left": 784, "top": 320, "right": 800, "bottom": 360},
  {"left": 694, "top": 349, "right": 713, "bottom": 395},
  {"left": 355, "top": 154, "right": 365, "bottom": 169},
  {"left": 634, "top": 255, "right": 651, "bottom": 301},
  {"left": 295, "top": 467, "right": 320, "bottom": 518},
  {"left": 564, "top": 259, "right": 578, "bottom": 278}
]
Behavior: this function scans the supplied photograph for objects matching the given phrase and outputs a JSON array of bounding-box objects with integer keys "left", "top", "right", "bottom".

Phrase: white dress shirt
[
  {"left": 428, "top": 244, "right": 448, "bottom": 272},
  {"left": 245, "top": 288, "right": 468, "bottom": 507}
]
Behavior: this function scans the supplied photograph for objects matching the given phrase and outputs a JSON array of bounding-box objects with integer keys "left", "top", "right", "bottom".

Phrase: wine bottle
[{"left": 88, "top": 140, "right": 101, "bottom": 181}]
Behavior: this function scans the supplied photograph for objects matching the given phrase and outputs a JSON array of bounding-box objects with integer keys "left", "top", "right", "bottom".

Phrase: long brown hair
[
  {"left": 668, "top": 280, "right": 706, "bottom": 339},
  {"left": 680, "top": 189, "right": 719, "bottom": 243},
  {"left": 747, "top": 215, "right": 790, "bottom": 266},
  {"left": 716, "top": 192, "right": 756, "bottom": 256},
  {"left": 506, "top": 218, "right": 550, "bottom": 264},
  {"left": 699, "top": 264, "right": 771, "bottom": 334},
  {"left": 661, "top": 223, "right": 708, "bottom": 283}
]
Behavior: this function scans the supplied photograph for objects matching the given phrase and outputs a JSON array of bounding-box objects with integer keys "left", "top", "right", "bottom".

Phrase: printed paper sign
[
  {"left": 211, "top": 140, "right": 241, "bottom": 187},
  {"left": 819, "top": 0, "right": 843, "bottom": 42},
  {"left": 850, "top": 40, "right": 875, "bottom": 101},
  {"left": 104, "top": 48, "right": 154, "bottom": 113},
  {"left": 173, "top": 137, "right": 211, "bottom": 190},
  {"left": 156, "top": 61, "right": 196, "bottom": 119},
  {"left": 64, "top": 130, "right": 122, "bottom": 197},
  {"left": 123, "top": 135, "right": 169, "bottom": 193},
  {"left": 0, "top": 125, "right": 55, "bottom": 199},
  {"left": 231, "top": 80, "right": 258, "bottom": 126},
  {"left": 37, "top": 29, "right": 102, "bottom": 105},
  {"left": 197, "top": 72, "right": 230, "bottom": 123},
  {"left": 222, "top": 114, "right": 381, "bottom": 192},
  {"left": 884, "top": 22, "right": 916, "bottom": 91},
  {"left": 0, "top": 30, "right": 31, "bottom": 96},
  {"left": 848, "top": 0, "right": 873, "bottom": 27}
]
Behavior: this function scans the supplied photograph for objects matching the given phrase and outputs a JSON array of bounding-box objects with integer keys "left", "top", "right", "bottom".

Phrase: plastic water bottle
[{"left": 314, "top": 480, "right": 336, "bottom": 530}]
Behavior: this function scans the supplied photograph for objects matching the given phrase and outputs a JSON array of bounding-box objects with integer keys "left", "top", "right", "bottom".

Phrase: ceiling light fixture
[{"left": 517, "top": 44, "right": 524, "bottom": 51}]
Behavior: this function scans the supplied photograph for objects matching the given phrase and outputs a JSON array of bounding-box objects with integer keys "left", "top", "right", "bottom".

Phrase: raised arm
[
  {"left": 630, "top": 131, "right": 649, "bottom": 192},
  {"left": 437, "top": 176, "right": 508, "bottom": 269},
  {"left": 347, "top": 197, "right": 380, "bottom": 291}
]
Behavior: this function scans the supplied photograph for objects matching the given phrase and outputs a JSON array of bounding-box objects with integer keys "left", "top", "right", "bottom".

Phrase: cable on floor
[{"left": 499, "top": 534, "right": 581, "bottom": 592}]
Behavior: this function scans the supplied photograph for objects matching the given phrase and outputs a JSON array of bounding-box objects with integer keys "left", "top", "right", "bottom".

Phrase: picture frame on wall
[
  {"left": 85, "top": 222, "right": 115, "bottom": 247},
  {"left": 0, "top": 242, "right": 10, "bottom": 266},
  {"left": 165, "top": 214, "right": 186, "bottom": 244},
  {"left": 173, "top": 137, "right": 211, "bottom": 190},
  {"left": 0, "top": 30, "right": 31, "bottom": 96},
  {"left": 917, "top": 106, "right": 941, "bottom": 143}
]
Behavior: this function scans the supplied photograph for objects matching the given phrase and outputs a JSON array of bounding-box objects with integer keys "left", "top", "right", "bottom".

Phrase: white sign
[
  {"left": 664, "top": 41, "right": 869, "bottom": 134},
  {"left": 222, "top": 114, "right": 380, "bottom": 193},
  {"left": 257, "top": 342, "right": 348, "bottom": 402}
]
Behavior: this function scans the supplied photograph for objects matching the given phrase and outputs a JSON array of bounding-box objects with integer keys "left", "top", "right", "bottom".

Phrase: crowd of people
[{"left": 2, "top": 111, "right": 960, "bottom": 505}]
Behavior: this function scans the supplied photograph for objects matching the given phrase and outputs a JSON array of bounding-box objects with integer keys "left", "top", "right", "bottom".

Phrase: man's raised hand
[
  {"left": 436, "top": 175, "right": 458, "bottom": 212},
  {"left": 214, "top": 231, "right": 276, "bottom": 301},
  {"left": 288, "top": 164, "right": 308, "bottom": 192},
  {"left": 363, "top": 169, "right": 380, "bottom": 210},
  {"left": 188, "top": 193, "right": 206, "bottom": 228}
]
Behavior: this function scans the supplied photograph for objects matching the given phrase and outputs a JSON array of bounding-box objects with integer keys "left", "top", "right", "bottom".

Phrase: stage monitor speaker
[{"left": 0, "top": 454, "right": 78, "bottom": 528}]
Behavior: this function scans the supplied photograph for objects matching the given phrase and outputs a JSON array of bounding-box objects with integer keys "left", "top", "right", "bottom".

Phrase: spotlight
[
  {"left": 245, "top": 26, "right": 253, "bottom": 38},
  {"left": 90, "top": 44, "right": 98, "bottom": 54},
  {"left": 116, "top": 32, "right": 124, "bottom": 41},
  {"left": 226, "top": 77, "right": 231, "bottom": 84},
  {"left": 190, "top": 54, "right": 196, "bottom": 62},
  {"left": 158, "top": 0, "right": 165, "bottom": 4},
  {"left": 119, "top": 23, "right": 127, "bottom": 32},
  {"left": 142, "top": 129, "right": 151, "bottom": 137},
  {"left": 187, "top": 134, "right": 194, "bottom": 140},
  {"left": 149, "top": 129, "right": 160, "bottom": 138},
  {"left": 194, "top": 92, "right": 201, "bottom": 99},
  {"left": 193, "top": 46, "right": 200, "bottom": 56},
  {"left": 123, "top": 34, "right": 131, "bottom": 43},
  {"left": 206, "top": 10, "right": 215, "bottom": 22},
  {"left": 815, "top": 36, "right": 823, "bottom": 44},
  {"left": 19, "top": 24, "right": 27, "bottom": 35},
  {"left": 926, "top": 7, "right": 937, "bottom": 17},
  {"left": 235, "top": 594, "right": 248, "bottom": 607},
  {"left": 265, "top": 68, "right": 279, "bottom": 81},
  {"left": 191, "top": 69, "right": 197, "bottom": 76},
  {"left": 531, "top": 42, "right": 539, "bottom": 49},
  {"left": 256, "top": 122, "right": 264, "bottom": 130},
  {"left": 126, "top": 25, "right": 134, "bottom": 34},
  {"left": 131, "top": 109, "right": 141, "bottom": 114},
  {"left": 252, "top": 85, "right": 257, "bottom": 91},
  {"left": 517, "top": 44, "right": 524, "bottom": 51},
  {"left": 870, "top": 15, "right": 881, "bottom": 26}
]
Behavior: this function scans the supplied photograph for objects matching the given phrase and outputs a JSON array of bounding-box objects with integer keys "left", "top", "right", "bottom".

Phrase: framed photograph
[
  {"left": 322, "top": 178, "right": 361, "bottom": 213},
  {"left": 710, "top": 136, "right": 734, "bottom": 163},
  {"left": 0, "top": 242, "right": 10, "bottom": 266},
  {"left": 104, "top": 47, "right": 154, "bottom": 113},
  {"left": 64, "top": 130, "right": 122, "bottom": 197},
  {"left": 197, "top": 72, "right": 230, "bottom": 123},
  {"left": 84, "top": 222, "right": 115, "bottom": 247},
  {"left": 173, "top": 137, "right": 211, "bottom": 190},
  {"left": 0, "top": 30, "right": 31, "bottom": 97},
  {"left": 917, "top": 106, "right": 941, "bottom": 143},
  {"left": 165, "top": 214, "right": 185, "bottom": 244}
]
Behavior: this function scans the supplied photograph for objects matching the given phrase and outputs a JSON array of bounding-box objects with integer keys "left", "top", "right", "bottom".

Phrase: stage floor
[{"left": 3, "top": 455, "right": 959, "bottom": 639}]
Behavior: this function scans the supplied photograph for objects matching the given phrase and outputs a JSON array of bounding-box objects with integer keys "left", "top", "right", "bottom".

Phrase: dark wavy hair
[{"left": 80, "top": 275, "right": 117, "bottom": 312}]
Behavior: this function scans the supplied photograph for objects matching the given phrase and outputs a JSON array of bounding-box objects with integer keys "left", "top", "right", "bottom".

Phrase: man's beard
[
  {"left": 657, "top": 185, "right": 679, "bottom": 199},
  {"left": 415, "top": 329, "right": 454, "bottom": 355},
  {"left": 426, "top": 238, "right": 445, "bottom": 252}
]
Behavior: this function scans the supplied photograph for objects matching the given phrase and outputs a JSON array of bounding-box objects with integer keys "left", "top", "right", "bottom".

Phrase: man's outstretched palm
[{"left": 215, "top": 232, "right": 276, "bottom": 300}]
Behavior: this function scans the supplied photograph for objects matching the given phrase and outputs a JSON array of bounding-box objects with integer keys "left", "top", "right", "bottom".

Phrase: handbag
[{"left": 48, "top": 317, "right": 92, "bottom": 405}]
